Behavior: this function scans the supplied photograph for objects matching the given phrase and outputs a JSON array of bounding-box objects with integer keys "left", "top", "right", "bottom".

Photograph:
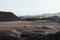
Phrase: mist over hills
[
  {"left": 19, "top": 13, "right": 60, "bottom": 18},
  {"left": 19, "top": 13, "right": 60, "bottom": 21},
  {"left": 0, "top": 11, "right": 60, "bottom": 21}
]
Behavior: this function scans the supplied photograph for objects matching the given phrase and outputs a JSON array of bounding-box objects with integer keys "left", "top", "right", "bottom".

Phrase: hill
[
  {"left": 0, "top": 11, "right": 19, "bottom": 21},
  {"left": 19, "top": 13, "right": 60, "bottom": 18}
]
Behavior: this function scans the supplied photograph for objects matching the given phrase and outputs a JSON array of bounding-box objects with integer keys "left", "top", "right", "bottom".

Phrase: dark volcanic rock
[
  {"left": 20, "top": 31, "right": 60, "bottom": 40},
  {"left": 0, "top": 35, "right": 21, "bottom": 40},
  {"left": 0, "top": 30, "right": 60, "bottom": 40},
  {"left": 0, "top": 11, "right": 19, "bottom": 21}
]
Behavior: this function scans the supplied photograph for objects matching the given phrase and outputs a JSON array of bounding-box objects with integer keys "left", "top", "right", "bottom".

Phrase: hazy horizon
[{"left": 0, "top": 0, "right": 60, "bottom": 16}]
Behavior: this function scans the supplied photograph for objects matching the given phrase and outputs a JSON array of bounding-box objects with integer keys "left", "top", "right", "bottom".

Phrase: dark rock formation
[
  {"left": 0, "top": 11, "right": 19, "bottom": 21},
  {"left": 0, "top": 35, "right": 21, "bottom": 40},
  {"left": 20, "top": 31, "right": 60, "bottom": 40},
  {"left": 0, "top": 30, "right": 60, "bottom": 40}
]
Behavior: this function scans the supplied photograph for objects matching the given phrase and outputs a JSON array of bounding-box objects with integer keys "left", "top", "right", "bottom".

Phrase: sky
[{"left": 0, "top": 0, "right": 60, "bottom": 16}]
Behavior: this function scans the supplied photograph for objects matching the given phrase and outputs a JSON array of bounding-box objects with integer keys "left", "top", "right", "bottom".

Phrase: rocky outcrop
[
  {"left": 0, "top": 29, "right": 60, "bottom": 40},
  {"left": 20, "top": 31, "right": 60, "bottom": 40}
]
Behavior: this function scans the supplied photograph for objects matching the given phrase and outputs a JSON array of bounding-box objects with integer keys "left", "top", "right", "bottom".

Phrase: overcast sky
[{"left": 0, "top": 0, "right": 60, "bottom": 16}]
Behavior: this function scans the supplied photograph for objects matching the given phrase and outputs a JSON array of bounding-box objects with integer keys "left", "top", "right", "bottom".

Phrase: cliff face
[{"left": 0, "top": 11, "right": 19, "bottom": 21}]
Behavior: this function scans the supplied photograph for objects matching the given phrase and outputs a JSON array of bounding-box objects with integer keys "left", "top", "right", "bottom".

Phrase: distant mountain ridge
[
  {"left": 0, "top": 11, "right": 60, "bottom": 21},
  {"left": 19, "top": 13, "right": 60, "bottom": 19}
]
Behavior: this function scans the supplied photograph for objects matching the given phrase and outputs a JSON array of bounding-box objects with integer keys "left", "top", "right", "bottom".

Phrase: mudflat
[{"left": 0, "top": 20, "right": 60, "bottom": 35}]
